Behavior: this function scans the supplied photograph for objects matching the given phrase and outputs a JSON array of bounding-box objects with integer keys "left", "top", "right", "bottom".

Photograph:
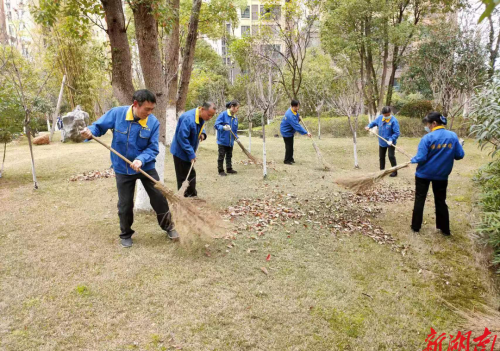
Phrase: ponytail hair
[
  {"left": 423, "top": 111, "right": 447, "bottom": 126},
  {"left": 226, "top": 100, "right": 239, "bottom": 109}
]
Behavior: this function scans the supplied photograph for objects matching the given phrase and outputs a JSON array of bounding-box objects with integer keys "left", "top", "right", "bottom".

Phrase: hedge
[{"left": 251, "top": 115, "right": 470, "bottom": 138}]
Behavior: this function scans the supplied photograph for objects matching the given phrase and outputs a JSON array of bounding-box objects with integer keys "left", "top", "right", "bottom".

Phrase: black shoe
[
  {"left": 284, "top": 161, "right": 293, "bottom": 165},
  {"left": 291, "top": 160, "right": 296, "bottom": 164},
  {"left": 390, "top": 171, "right": 398, "bottom": 177},
  {"left": 219, "top": 171, "right": 227, "bottom": 176},
  {"left": 410, "top": 226, "right": 419, "bottom": 233},
  {"left": 121, "top": 238, "right": 133, "bottom": 248},
  {"left": 167, "top": 229, "right": 179, "bottom": 241},
  {"left": 227, "top": 169, "right": 238, "bottom": 174}
]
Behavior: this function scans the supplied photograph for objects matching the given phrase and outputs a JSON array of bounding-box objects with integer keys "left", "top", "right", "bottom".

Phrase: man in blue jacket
[
  {"left": 365, "top": 106, "right": 401, "bottom": 177},
  {"left": 280, "top": 99, "right": 311, "bottom": 165},
  {"left": 80, "top": 89, "right": 178, "bottom": 248},
  {"left": 214, "top": 100, "right": 239, "bottom": 176},
  {"left": 410, "top": 112, "right": 465, "bottom": 236},
  {"left": 170, "top": 102, "right": 216, "bottom": 197}
]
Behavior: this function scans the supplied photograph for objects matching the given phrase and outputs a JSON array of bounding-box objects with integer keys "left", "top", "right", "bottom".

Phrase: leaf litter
[
  {"left": 70, "top": 168, "right": 115, "bottom": 181},
  {"left": 222, "top": 185, "right": 415, "bottom": 252}
]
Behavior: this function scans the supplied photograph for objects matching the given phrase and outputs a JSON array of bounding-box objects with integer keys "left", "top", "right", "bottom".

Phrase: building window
[
  {"left": 272, "top": 6, "right": 281, "bottom": 21},
  {"left": 251, "top": 5, "right": 258, "bottom": 20},
  {"left": 222, "top": 39, "right": 227, "bottom": 56},
  {"left": 241, "top": 6, "right": 250, "bottom": 19},
  {"left": 226, "top": 23, "right": 231, "bottom": 34},
  {"left": 241, "top": 26, "right": 250, "bottom": 37}
]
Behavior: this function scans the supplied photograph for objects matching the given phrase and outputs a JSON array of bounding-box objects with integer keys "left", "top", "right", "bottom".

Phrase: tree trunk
[
  {"left": 176, "top": 0, "right": 202, "bottom": 114},
  {"left": 0, "top": 0, "right": 7, "bottom": 45},
  {"left": 25, "top": 123, "right": 39, "bottom": 189},
  {"left": 385, "top": 47, "right": 399, "bottom": 107},
  {"left": 0, "top": 141, "right": 6, "bottom": 178},
  {"left": 262, "top": 111, "right": 267, "bottom": 179},
  {"left": 50, "top": 74, "right": 66, "bottom": 142},
  {"left": 352, "top": 130, "right": 359, "bottom": 169},
  {"left": 165, "top": 0, "right": 180, "bottom": 145},
  {"left": 317, "top": 109, "right": 321, "bottom": 140},
  {"left": 248, "top": 120, "right": 252, "bottom": 152},
  {"left": 132, "top": 0, "right": 168, "bottom": 212},
  {"left": 378, "top": 28, "right": 389, "bottom": 109},
  {"left": 101, "top": 0, "right": 135, "bottom": 105}
]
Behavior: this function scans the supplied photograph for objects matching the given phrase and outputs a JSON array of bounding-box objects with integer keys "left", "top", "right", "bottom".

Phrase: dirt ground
[{"left": 0, "top": 132, "right": 498, "bottom": 350}]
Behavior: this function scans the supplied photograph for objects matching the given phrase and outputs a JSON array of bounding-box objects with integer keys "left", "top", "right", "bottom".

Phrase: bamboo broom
[
  {"left": 367, "top": 129, "right": 413, "bottom": 160},
  {"left": 91, "top": 136, "right": 223, "bottom": 245},
  {"left": 335, "top": 131, "right": 415, "bottom": 192},
  {"left": 229, "top": 129, "right": 261, "bottom": 165},
  {"left": 177, "top": 126, "right": 205, "bottom": 196},
  {"left": 298, "top": 116, "right": 332, "bottom": 171},
  {"left": 177, "top": 144, "right": 199, "bottom": 197},
  {"left": 334, "top": 162, "right": 411, "bottom": 193}
]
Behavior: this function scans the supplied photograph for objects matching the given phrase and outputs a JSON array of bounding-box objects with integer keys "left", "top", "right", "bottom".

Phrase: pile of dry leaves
[
  {"left": 223, "top": 185, "right": 414, "bottom": 248},
  {"left": 69, "top": 169, "right": 115, "bottom": 181}
]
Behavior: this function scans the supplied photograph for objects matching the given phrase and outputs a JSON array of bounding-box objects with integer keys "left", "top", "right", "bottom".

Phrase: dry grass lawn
[{"left": 0, "top": 131, "right": 499, "bottom": 350}]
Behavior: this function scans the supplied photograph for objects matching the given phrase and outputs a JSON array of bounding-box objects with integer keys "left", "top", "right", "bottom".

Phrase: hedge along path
[
  {"left": 298, "top": 116, "right": 332, "bottom": 171},
  {"left": 91, "top": 136, "right": 225, "bottom": 246}
]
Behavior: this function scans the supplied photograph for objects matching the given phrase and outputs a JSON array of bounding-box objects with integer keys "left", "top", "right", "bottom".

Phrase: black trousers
[
  {"left": 173, "top": 155, "right": 197, "bottom": 197},
  {"left": 379, "top": 146, "right": 397, "bottom": 170},
  {"left": 115, "top": 168, "right": 174, "bottom": 239},
  {"left": 283, "top": 136, "right": 294, "bottom": 163},
  {"left": 218, "top": 145, "right": 234, "bottom": 172},
  {"left": 411, "top": 176, "right": 450, "bottom": 234}
]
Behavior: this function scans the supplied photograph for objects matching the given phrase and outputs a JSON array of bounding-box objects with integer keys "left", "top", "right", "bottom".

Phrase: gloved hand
[
  {"left": 387, "top": 140, "right": 393, "bottom": 146},
  {"left": 459, "top": 138, "right": 465, "bottom": 146},
  {"left": 223, "top": 125, "right": 231, "bottom": 131}
]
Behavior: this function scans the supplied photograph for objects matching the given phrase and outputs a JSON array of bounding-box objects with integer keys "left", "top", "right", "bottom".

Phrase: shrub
[
  {"left": 474, "top": 161, "right": 500, "bottom": 273},
  {"left": 397, "top": 100, "right": 434, "bottom": 118}
]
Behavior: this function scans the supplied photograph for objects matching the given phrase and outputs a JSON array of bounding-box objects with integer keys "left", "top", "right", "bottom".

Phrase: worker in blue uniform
[
  {"left": 410, "top": 112, "right": 465, "bottom": 236},
  {"left": 214, "top": 100, "right": 239, "bottom": 176},
  {"left": 280, "top": 99, "right": 311, "bottom": 165},
  {"left": 365, "top": 106, "right": 401, "bottom": 177}
]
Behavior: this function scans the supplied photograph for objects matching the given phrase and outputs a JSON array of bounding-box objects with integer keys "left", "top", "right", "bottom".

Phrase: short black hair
[
  {"left": 381, "top": 106, "right": 392, "bottom": 115},
  {"left": 202, "top": 101, "right": 216, "bottom": 110},
  {"left": 226, "top": 100, "right": 239, "bottom": 109},
  {"left": 291, "top": 99, "right": 300, "bottom": 107},
  {"left": 133, "top": 89, "right": 156, "bottom": 105},
  {"left": 423, "top": 111, "right": 447, "bottom": 125}
]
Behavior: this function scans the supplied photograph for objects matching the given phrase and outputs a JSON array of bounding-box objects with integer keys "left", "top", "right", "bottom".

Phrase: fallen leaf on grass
[
  {"left": 266, "top": 254, "right": 271, "bottom": 261},
  {"left": 260, "top": 267, "right": 269, "bottom": 275}
]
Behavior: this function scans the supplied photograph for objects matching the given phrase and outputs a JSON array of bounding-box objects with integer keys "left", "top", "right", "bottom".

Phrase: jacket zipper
[{"left": 126, "top": 122, "right": 132, "bottom": 175}]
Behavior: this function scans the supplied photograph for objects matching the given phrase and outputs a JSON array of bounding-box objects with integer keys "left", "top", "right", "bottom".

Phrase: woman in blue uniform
[
  {"left": 365, "top": 106, "right": 401, "bottom": 177},
  {"left": 214, "top": 100, "right": 239, "bottom": 176},
  {"left": 410, "top": 112, "right": 465, "bottom": 236}
]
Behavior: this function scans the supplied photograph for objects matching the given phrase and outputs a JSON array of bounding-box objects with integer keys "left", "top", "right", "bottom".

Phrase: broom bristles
[
  {"left": 311, "top": 140, "right": 332, "bottom": 171},
  {"left": 176, "top": 180, "right": 190, "bottom": 197},
  {"left": 154, "top": 183, "right": 225, "bottom": 246},
  {"left": 235, "top": 139, "right": 261, "bottom": 164},
  {"left": 335, "top": 162, "right": 410, "bottom": 193}
]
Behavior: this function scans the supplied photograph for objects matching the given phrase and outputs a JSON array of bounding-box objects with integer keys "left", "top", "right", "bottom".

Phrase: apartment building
[
  {"left": 0, "top": 0, "right": 34, "bottom": 57},
  {"left": 202, "top": 0, "right": 319, "bottom": 82}
]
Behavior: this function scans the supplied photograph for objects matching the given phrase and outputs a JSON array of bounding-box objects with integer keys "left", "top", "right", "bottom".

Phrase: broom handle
[
  {"left": 91, "top": 136, "right": 160, "bottom": 185},
  {"left": 229, "top": 128, "right": 239, "bottom": 141},
  {"left": 368, "top": 129, "right": 413, "bottom": 160},
  {"left": 185, "top": 142, "right": 201, "bottom": 182},
  {"left": 298, "top": 116, "right": 312, "bottom": 137}
]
